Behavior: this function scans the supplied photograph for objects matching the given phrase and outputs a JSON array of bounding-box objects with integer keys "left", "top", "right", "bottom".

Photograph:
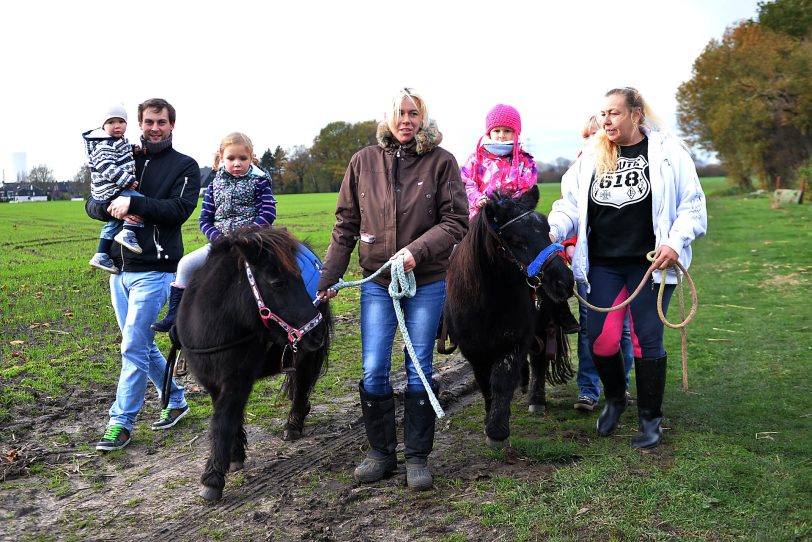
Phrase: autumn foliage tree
[
  {"left": 275, "top": 120, "right": 377, "bottom": 193},
  {"left": 677, "top": 0, "right": 812, "bottom": 190},
  {"left": 309, "top": 120, "right": 377, "bottom": 192},
  {"left": 279, "top": 145, "right": 313, "bottom": 194}
]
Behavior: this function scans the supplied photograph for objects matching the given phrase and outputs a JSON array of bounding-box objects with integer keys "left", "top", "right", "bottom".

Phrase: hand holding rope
[
  {"left": 321, "top": 255, "right": 446, "bottom": 418},
  {"left": 572, "top": 250, "right": 698, "bottom": 392}
]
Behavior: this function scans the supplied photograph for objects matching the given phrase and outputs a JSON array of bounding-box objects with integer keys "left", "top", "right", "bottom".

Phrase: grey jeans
[{"left": 174, "top": 243, "right": 211, "bottom": 288}]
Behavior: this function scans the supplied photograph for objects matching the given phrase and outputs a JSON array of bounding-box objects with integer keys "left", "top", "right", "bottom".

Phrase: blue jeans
[
  {"left": 99, "top": 190, "right": 144, "bottom": 240},
  {"left": 576, "top": 282, "right": 634, "bottom": 401},
  {"left": 108, "top": 271, "right": 187, "bottom": 432},
  {"left": 360, "top": 279, "right": 445, "bottom": 395}
]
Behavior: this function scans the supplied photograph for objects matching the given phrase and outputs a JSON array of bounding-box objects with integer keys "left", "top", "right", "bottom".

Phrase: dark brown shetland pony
[
  {"left": 444, "top": 186, "right": 574, "bottom": 447},
  {"left": 173, "top": 226, "right": 332, "bottom": 501}
]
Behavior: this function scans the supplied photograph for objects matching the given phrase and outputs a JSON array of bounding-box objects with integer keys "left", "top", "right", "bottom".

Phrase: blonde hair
[
  {"left": 212, "top": 132, "right": 260, "bottom": 171},
  {"left": 594, "top": 87, "right": 665, "bottom": 178},
  {"left": 387, "top": 87, "right": 430, "bottom": 133},
  {"left": 581, "top": 115, "right": 600, "bottom": 140}
]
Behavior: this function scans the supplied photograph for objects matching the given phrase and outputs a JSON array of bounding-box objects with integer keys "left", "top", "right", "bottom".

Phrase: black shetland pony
[
  {"left": 444, "top": 185, "right": 574, "bottom": 447},
  {"left": 173, "top": 226, "right": 332, "bottom": 501}
]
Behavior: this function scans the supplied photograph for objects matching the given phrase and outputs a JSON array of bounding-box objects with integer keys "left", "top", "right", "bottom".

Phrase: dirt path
[{"left": 1, "top": 354, "right": 526, "bottom": 541}]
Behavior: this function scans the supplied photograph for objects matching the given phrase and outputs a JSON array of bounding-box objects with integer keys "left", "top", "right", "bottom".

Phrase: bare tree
[
  {"left": 28, "top": 165, "right": 55, "bottom": 188},
  {"left": 73, "top": 164, "right": 91, "bottom": 196}
]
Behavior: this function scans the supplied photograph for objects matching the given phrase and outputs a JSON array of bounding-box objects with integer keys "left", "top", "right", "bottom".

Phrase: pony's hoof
[
  {"left": 229, "top": 461, "right": 244, "bottom": 472},
  {"left": 528, "top": 403, "right": 546, "bottom": 414},
  {"left": 199, "top": 485, "right": 222, "bottom": 501},
  {"left": 485, "top": 435, "right": 508, "bottom": 449},
  {"left": 283, "top": 427, "right": 302, "bottom": 441}
]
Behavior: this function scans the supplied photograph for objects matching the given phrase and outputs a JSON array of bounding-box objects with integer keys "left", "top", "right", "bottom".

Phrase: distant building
[
  {"left": 9, "top": 184, "right": 48, "bottom": 202},
  {"left": 0, "top": 181, "right": 18, "bottom": 202},
  {"left": 0, "top": 181, "right": 83, "bottom": 202}
]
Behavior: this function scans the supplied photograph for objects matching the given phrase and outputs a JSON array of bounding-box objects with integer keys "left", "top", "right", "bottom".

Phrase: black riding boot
[
  {"left": 404, "top": 388, "right": 437, "bottom": 491},
  {"left": 630, "top": 356, "right": 667, "bottom": 449},
  {"left": 151, "top": 285, "right": 185, "bottom": 332},
  {"left": 354, "top": 381, "right": 397, "bottom": 483},
  {"left": 593, "top": 350, "right": 628, "bottom": 436}
]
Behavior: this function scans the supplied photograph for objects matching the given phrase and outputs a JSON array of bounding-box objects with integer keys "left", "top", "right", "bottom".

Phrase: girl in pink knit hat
[
  {"left": 460, "top": 104, "right": 538, "bottom": 220},
  {"left": 460, "top": 104, "right": 579, "bottom": 333}
]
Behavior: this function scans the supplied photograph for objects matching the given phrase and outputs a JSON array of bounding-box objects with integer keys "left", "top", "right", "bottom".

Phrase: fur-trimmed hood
[{"left": 376, "top": 119, "right": 443, "bottom": 155}]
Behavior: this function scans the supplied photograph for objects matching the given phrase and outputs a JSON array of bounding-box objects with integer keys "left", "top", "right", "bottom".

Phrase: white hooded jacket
[{"left": 548, "top": 128, "right": 707, "bottom": 290}]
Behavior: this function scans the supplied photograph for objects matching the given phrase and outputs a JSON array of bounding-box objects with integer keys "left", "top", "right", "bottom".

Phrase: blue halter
[{"left": 527, "top": 243, "right": 564, "bottom": 277}]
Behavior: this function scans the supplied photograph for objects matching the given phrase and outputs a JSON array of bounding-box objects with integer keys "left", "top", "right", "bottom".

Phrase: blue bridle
[{"left": 527, "top": 242, "right": 564, "bottom": 277}]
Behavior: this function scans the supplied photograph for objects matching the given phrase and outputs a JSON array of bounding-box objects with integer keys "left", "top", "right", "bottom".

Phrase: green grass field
[{"left": 1, "top": 180, "right": 810, "bottom": 540}]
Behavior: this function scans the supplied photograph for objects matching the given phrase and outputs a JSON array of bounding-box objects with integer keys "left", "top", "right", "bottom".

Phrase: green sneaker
[
  {"left": 151, "top": 405, "right": 190, "bottom": 430},
  {"left": 95, "top": 425, "right": 131, "bottom": 452}
]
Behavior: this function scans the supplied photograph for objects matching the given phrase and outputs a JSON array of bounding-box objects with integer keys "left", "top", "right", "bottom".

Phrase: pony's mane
[
  {"left": 448, "top": 192, "right": 541, "bottom": 306},
  {"left": 448, "top": 199, "right": 513, "bottom": 304},
  {"left": 211, "top": 226, "right": 300, "bottom": 276}
]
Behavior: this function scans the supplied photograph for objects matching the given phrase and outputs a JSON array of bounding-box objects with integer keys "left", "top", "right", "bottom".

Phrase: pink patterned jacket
[{"left": 460, "top": 149, "right": 538, "bottom": 220}]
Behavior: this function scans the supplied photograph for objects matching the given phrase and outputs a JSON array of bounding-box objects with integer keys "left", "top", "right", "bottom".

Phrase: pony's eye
[{"left": 267, "top": 277, "right": 285, "bottom": 287}]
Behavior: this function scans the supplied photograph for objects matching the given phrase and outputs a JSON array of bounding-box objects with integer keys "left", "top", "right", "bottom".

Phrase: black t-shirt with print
[{"left": 587, "top": 137, "right": 655, "bottom": 265}]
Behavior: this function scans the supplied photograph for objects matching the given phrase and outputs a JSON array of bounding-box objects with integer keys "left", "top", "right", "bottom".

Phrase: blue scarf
[{"left": 483, "top": 142, "right": 514, "bottom": 156}]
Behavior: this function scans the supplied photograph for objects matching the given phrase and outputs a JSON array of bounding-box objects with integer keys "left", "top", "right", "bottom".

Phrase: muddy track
[{"left": 150, "top": 355, "right": 479, "bottom": 540}]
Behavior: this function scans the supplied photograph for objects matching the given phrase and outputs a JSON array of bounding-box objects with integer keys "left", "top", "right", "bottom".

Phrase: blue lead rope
[
  {"left": 527, "top": 243, "right": 564, "bottom": 277},
  {"left": 328, "top": 257, "right": 445, "bottom": 418}
]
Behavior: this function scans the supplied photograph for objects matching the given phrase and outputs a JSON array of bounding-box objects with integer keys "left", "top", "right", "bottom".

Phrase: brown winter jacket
[{"left": 317, "top": 121, "right": 469, "bottom": 290}]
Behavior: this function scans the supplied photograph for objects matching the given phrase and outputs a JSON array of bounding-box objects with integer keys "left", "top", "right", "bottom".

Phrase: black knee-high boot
[
  {"left": 593, "top": 350, "right": 628, "bottom": 436},
  {"left": 631, "top": 356, "right": 667, "bottom": 449},
  {"left": 404, "top": 388, "right": 436, "bottom": 491},
  {"left": 151, "top": 285, "right": 185, "bottom": 332},
  {"left": 354, "top": 381, "right": 398, "bottom": 483}
]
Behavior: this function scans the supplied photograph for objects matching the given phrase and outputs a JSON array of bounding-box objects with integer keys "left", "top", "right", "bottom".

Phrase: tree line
[
  {"left": 21, "top": 118, "right": 728, "bottom": 200},
  {"left": 677, "top": 0, "right": 812, "bottom": 191},
  {"left": 257, "top": 120, "right": 379, "bottom": 194}
]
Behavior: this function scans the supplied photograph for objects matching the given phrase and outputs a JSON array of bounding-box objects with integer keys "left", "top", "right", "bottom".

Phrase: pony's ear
[
  {"left": 520, "top": 185, "right": 540, "bottom": 210},
  {"left": 483, "top": 199, "right": 496, "bottom": 223}
]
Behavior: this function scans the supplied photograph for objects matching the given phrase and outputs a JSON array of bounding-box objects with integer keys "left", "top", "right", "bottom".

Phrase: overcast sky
[{"left": 1, "top": 0, "right": 762, "bottom": 182}]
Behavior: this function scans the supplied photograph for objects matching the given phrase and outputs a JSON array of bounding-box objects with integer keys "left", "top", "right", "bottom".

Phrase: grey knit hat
[{"left": 102, "top": 103, "right": 128, "bottom": 126}]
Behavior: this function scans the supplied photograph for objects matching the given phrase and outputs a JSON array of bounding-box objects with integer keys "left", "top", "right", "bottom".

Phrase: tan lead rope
[{"left": 572, "top": 251, "right": 698, "bottom": 391}]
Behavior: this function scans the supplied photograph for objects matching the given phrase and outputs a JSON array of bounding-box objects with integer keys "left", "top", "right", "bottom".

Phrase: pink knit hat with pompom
[{"left": 485, "top": 104, "right": 521, "bottom": 136}]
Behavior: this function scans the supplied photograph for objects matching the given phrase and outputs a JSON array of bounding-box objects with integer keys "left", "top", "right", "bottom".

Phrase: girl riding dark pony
[
  {"left": 444, "top": 185, "right": 575, "bottom": 447},
  {"left": 173, "top": 225, "right": 332, "bottom": 501}
]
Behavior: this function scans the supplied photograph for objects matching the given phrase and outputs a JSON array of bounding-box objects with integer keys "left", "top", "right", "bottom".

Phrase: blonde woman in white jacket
[{"left": 548, "top": 87, "right": 707, "bottom": 449}]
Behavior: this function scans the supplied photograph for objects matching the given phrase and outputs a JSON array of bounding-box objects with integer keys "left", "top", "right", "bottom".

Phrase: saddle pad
[{"left": 296, "top": 243, "right": 322, "bottom": 300}]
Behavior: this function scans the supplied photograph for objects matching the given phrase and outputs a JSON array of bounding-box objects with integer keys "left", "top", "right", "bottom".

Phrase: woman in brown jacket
[{"left": 317, "top": 88, "right": 468, "bottom": 491}]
